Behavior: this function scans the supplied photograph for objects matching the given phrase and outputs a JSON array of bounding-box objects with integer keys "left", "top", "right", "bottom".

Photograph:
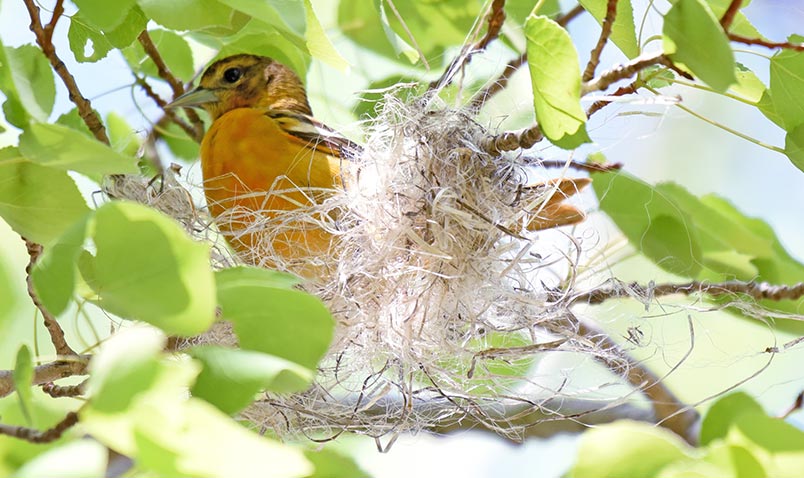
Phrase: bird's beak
[{"left": 166, "top": 87, "right": 218, "bottom": 109}]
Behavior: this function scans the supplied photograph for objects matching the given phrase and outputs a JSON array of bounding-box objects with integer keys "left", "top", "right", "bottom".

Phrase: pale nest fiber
[{"left": 108, "top": 93, "right": 628, "bottom": 443}]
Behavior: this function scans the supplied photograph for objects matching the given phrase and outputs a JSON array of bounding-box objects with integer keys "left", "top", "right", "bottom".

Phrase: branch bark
[
  {"left": 0, "top": 412, "right": 79, "bottom": 443},
  {"left": 0, "top": 355, "right": 90, "bottom": 399}
]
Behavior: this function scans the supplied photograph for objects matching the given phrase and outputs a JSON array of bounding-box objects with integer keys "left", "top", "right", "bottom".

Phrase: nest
[{"left": 108, "top": 93, "right": 629, "bottom": 443}]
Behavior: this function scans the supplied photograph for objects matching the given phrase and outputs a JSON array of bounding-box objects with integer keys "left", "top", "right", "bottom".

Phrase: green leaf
[
  {"left": 160, "top": 120, "right": 201, "bottom": 161},
  {"left": 304, "top": 0, "right": 349, "bottom": 71},
  {"left": 700, "top": 392, "right": 764, "bottom": 446},
  {"left": 0, "top": 44, "right": 56, "bottom": 127},
  {"left": 215, "top": 266, "right": 333, "bottom": 369},
  {"left": 570, "top": 420, "right": 694, "bottom": 477},
  {"left": 785, "top": 123, "right": 804, "bottom": 172},
  {"left": 107, "top": 112, "right": 141, "bottom": 157},
  {"left": 505, "top": 0, "right": 561, "bottom": 24},
  {"left": 524, "top": 15, "right": 590, "bottom": 149},
  {"left": 731, "top": 63, "right": 766, "bottom": 103},
  {"left": 136, "top": 0, "right": 235, "bottom": 31},
  {"left": 83, "top": 333, "right": 312, "bottom": 478},
  {"left": 662, "top": 0, "right": 736, "bottom": 92},
  {"left": 703, "top": 0, "right": 762, "bottom": 38},
  {"left": 13, "top": 345, "right": 34, "bottom": 426},
  {"left": 578, "top": 0, "right": 640, "bottom": 58},
  {"left": 67, "top": 13, "right": 114, "bottom": 63},
  {"left": 123, "top": 29, "right": 195, "bottom": 83},
  {"left": 355, "top": 75, "right": 420, "bottom": 120},
  {"left": 727, "top": 410, "right": 804, "bottom": 477},
  {"left": 31, "top": 217, "right": 91, "bottom": 317},
  {"left": 19, "top": 123, "right": 138, "bottom": 180},
  {"left": 105, "top": 6, "right": 150, "bottom": 49},
  {"left": 73, "top": 0, "right": 136, "bottom": 30},
  {"left": 216, "top": 0, "right": 305, "bottom": 35},
  {"left": 593, "top": 171, "right": 702, "bottom": 277},
  {"left": 15, "top": 439, "right": 108, "bottom": 478},
  {"left": 304, "top": 448, "right": 368, "bottom": 478},
  {"left": 769, "top": 48, "right": 804, "bottom": 130},
  {"left": 86, "top": 201, "right": 216, "bottom": 336},
  {"left": 190, "top": 346, "right": 314, "bottom": 415},
  {"left": 0, "top": 148, "right": 90, "bottom": 244}
]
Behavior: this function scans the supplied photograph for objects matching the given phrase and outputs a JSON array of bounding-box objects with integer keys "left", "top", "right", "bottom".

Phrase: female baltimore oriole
[{"left": 169, "top": 54, "right": 588, "bottom": 279}]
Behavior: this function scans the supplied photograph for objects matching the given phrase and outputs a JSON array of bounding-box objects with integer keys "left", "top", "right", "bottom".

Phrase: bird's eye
[{"left": 223, "top": 67, "right": 242, "bottom": 83}]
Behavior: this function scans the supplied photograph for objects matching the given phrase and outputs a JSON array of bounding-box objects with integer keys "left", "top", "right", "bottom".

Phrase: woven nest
[{"left": 107, "top": 93, "right": 629, "bottom": 443}]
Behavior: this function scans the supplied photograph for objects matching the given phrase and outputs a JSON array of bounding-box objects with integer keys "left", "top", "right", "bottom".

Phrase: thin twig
[
  {"left": 582, "top": 0, "right": 619, "bottom": 82},
  {"left": 585, "top": 81, "right": 639, "bottom": 117},
  {"left": 138, "top": 31, "right": 204, "bottom": 141},
  {"left": 572, "top": 279, "right": 804, "bottom": 305},
  {"left": 429, "top": 0, "right": 506, "bottom": 90},
  {"left": 577, "top": 315, "right": 699, "bottom": 443},
  {"left": 470, "top": 4, "right": 585, "bottom": 110},
  {"left": 24, "top": 239, "right": 76, "bottom": 357},
  {"left": 0, "top": 355, "right": 90, "bottom": 398},
  {"left": 135, "top": 76, "right": 199, "bottom": 141},
  {"left": 0, "top": 412, "right": 79, "bottom": 443},
  {"left": 23, "top": 0, "right": 109, "bottom": 144},
  {"left": 728, "top": 33, "right": 804, "bottom": 52},
  {"left": 719, "top": 0, "right": 742, "bottom": 31},
  {"left": 526, "top": 158, "right": 623, "bottom": 173},
  {"left": 582, "top": 51, "right": 684, "bottom": 94},
  {"left": 41, "top": 379, "right": 87, "bottom": 398}
]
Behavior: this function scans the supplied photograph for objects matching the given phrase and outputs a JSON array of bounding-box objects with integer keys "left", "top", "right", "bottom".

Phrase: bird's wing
[{"left": 266, "top": 109, "right": 362, "bottom": 159}]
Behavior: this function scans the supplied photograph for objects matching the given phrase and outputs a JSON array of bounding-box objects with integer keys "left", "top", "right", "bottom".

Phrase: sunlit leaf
[
  {"left": 0, "top": 44, "right": 56, "bottom": 127},
  {"left": 663, "top": 0, "right": 736, "bottom": 92},
  {"left": 85, "top": 201, "right": 216, "bottom": 336},
  {"left": 190, "top": 346, "right": 314, "bottom": 415},
  {"left": 304, "top": 448, "right": 368, "bottom": 478},
  {"left": 304, "top": 0, "right": 349, "bottom": 71},
  {"left": 67, "top": 12, "right": 114, "bottom": 63},
  {"left": 73, "top": 0, "right": 136, "bottom": 30},
  {"left": 123, "top": 29, "right": 195, "bottom": 83},
  {"left": 700, "top": 392, "right": 764, "bottom": 445},
  {"left": 524, "top": 15, "right": 589, "bottom": 149},
  {"left": 731, "top": 63, "right": 766, "bottom": 103},
  {"left": 215, "top": 266, "right": 333, "bottom": 369},
  {"left": 570, "top": 420, "right": 694, "bottom": 477},
  {"left": 13, "top": 345, "right": 34, "bottom": 427},
  {"left": 136, "top": 0, "right": 235, "bottom": 31},
  {"left": 14, "top": 439, "right": 108, "bottom": 478},
  {"left": 0, "top": 148, "right": 90, "bottom": 245},
  {"left": 769, "top": 46, "right": 804, "bottom": 131},
  {"left": 578, "top": 0, "right": 640, "bottom": 58},
  {"left": 105, "top": 6, "right": 150, "bottom": 49},
  {"left": 785, "top": 123, "right": 804, "bottom": 172},
  {"left": 19, "top": 123, "right": 138, "bottom": 180}
]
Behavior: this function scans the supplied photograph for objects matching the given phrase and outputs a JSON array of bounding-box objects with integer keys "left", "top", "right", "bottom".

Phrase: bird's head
[{"left": 168, "top": 54, "right": 312, "bottom": 120}]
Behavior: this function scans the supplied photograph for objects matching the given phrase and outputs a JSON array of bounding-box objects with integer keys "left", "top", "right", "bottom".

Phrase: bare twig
[
  {"left": 582, "top": 0, "right": 619, "bottom": 82},
  {"left": 577, "top": 317, "right": 699, "bottom": 443},
  {"left": 135, "top": 76, "right": 199, "bottom": 141},
  {"left": 780, "top": 390, "right": 804, "bottom": 419},
  {"left": 23, "top": 0, "right": 109, "bottom": 144},
  {"left": 24, "top": 239, "right": 76, "bottom": 357},
  {"left": 42, "top": 379, "right": 87, "bottom": 398},
  {"left": 527, "top": 158, "right": 623, "bottom": 173},
  {"left": 728, "top": 33, "right": 804, "bottom": 52},
  {"left": 481, "top": 124, "right": 544, "bottom": 154},
  {"left": 582, "top": 51, "right": 667, "bottom": 94},
  {"left": 429, "top": 0, "right": 506, "bottom": 90},
  {"left": 586, "top": 81, "right": 639, "bottom": 117},
  {"left": 137, "top": 31, "right": 204, "bottom": 141},
  {"left": 572, "top": 279, "right": 804, "bottom": 305},
  {"left": 719, "top": 0, "right": 742, "bottom": 31},
  {"left": 470, "top": 4, "right": 585, "bottom": 110},
  {"left": 0, "top": 412, "right": 79, "bottom": 443},
  {"left": 0, "top": 355, "right": 90, "bottom": 398}
]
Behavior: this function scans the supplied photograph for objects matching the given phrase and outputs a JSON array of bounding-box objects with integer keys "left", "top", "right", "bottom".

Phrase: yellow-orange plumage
[{"left": 170, "top": 54, "right": 590, "bottom": 281}]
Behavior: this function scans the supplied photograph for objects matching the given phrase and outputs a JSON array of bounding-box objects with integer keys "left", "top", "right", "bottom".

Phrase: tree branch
[
  {"left": 137, "top": 31, "right": 204, "bottom": 141},
  {"left": 0, "top": 412, "right": 79, "bottom": 443},
  {"left": 42, "top": 380, "right": 87, "bottom": 398},
  {"left": 582, "top": 0, "right": 619, "bottom": 82},
  {"left": 572, "top": 279, "right": 804, "bottom": 305},
  {"left": 529, "top": 158, "right": 623, "bottom": 173},
  {"left": 135, "top": 76, "right": 200, "bottom": 142},
  {"left": 429, "top": 0, "right": 506, "bottom": 91},
  {"left": 719, "top": 0, "right": 742, "bottom": 31},
  {"left": 470, "top": 4, "right": 585, "bottom": 110},
  {"left": 481, "top": 124, "right": 543, "bottom": 154},
  {"left": 0, "top": 355, "right": 90, "bottom": 399},
  {"left": 24, "top": 239, "right": 76, "bottom": 357},
  {"left": 728, "top": 33, "right": 804, "bottom": 52},
  {"left": 23, "top": 0, "right": 109, "bottom": 144},
  {"left": 582, "top": 51, "right": 666, "bottom": 94},
  {"left": 586, "top": 81, "right": 639, "bottom": 117}
]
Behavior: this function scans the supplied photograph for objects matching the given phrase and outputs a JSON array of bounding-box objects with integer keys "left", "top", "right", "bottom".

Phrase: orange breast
[{"left": 200, "top": 108, "right": 342, "bottom": 279}]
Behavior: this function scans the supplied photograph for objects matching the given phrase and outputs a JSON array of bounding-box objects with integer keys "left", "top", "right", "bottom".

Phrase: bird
[
  {"left": 168, "top": 54, "right": 589, "bottom": 280},
  {"left": 167, "top": 54, "right": 357, "bottom": 279}
]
